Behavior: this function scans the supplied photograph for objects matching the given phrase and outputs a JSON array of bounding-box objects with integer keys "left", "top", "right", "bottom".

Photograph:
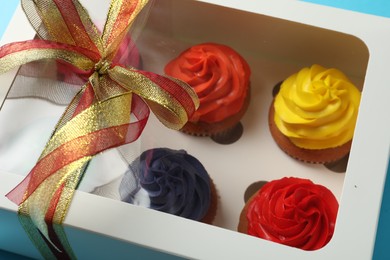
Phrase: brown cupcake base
[
  {"left": 181, "top": 86, "right": 251, "bottom": 138},
  {"left": 201, "top": 178, "right": 218, "bottom": 224},
  {"left": 237, "top": 191, "right": 258, "bottom": 234},
  {"left": 268, "top": 101, "right": 352, "bottom": 164}
]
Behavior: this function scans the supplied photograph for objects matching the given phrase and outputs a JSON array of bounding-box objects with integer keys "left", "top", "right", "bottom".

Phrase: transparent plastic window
[{"left": 0, "top": 0, "right": 369, "bottom": 251}]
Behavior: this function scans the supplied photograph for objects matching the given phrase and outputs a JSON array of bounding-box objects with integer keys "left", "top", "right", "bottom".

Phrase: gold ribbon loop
[
  {"left": 21, "top": 0, "right": 103, "bottom": 53},
  {"left": 0, "top": 41, "right": 98, "bottom": 74},
  {"left": 102, "top": 0, "right": 149, "bottom": 60}
]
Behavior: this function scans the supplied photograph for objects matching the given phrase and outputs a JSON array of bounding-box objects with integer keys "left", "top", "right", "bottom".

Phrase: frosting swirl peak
[
  {"left": 120, "top": 148, "right": 212, "bottom": 221},
  {"left": 165, "top": 43, "right": 250, "bottom": 123},
  {"left": 274, "top": 65, "right": 361, "bottom": 149},
  {"left": 247, "top": 177, "right": 338, "bottom": 250}
]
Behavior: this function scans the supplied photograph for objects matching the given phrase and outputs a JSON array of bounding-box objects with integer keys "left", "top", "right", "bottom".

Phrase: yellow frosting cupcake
[{"left": 269, "top": 64, "right": 361, "bottom": 163}]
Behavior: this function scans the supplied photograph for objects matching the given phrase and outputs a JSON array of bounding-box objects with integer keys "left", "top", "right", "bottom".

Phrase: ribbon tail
[
  {"left": 19, "top": 214, "right": 76, "bottom": 259},
  {"left": 17, "top": 158, "right": 89, "bottom": 259},
  {"left": 0, "top": 40, "right": 99, "bottom": 75},
  {"left": 18, "top": 157, "right": 91, "bottom": 252},
  {"left": 11, "top": 84, "right": 96, "bottom": 255},
  {"left": 6, "top": 90, "right": 149, "bottom": 249}
]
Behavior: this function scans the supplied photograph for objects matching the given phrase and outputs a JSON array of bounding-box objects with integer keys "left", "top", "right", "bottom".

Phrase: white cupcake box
[{"left": 0, "top": 0, "right": 389, "bottom": 259}]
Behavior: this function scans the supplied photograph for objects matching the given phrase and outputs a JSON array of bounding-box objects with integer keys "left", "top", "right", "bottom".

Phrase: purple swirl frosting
[{"left": 120, "top": 148, "right": 212, "bottom": 221}]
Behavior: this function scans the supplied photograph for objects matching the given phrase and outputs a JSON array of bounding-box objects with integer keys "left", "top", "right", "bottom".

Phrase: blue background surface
[
  {"left": 0, "top": 0, "right": 389, "bottom": 259},
  {"left": 1, "top": 2, "right": 30, "bottom": 259},
  {"left": 0, "top": 0, "right": 19, "bottom": 39},
  {"left": 303, "top": 0, "right": 390, "bottom": 18},
  {"left": 373, "top": 162, "right": 390, "bottom": 259}
]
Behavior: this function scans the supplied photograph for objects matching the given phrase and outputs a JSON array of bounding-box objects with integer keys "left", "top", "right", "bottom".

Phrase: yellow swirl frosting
[{"left": 274, "top": 64, "right": 361, "bottom": 149}]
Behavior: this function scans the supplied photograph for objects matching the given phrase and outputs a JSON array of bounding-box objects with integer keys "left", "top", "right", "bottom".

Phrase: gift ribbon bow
[{"left": 1, "top": 0, "right": 198, "bottom": 258}]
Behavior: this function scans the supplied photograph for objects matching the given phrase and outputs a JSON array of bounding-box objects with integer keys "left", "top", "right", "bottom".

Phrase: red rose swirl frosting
[
  {"left": 246, "top": 177, "right": 338, "bottom": 250},
  {"left": 165, "top": 43, "right": 250, "bottom": 123}
]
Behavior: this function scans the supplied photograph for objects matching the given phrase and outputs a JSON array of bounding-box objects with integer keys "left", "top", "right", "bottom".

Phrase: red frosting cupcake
[
  {"left": 165, "top": 43, "right": 251, "bottom": 137},
  {"left": 238, "top": 177, "right": 338, "bottom": 250}
]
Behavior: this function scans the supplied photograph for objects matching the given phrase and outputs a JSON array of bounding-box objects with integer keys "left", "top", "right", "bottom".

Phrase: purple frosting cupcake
[{"left": 119, "top": 148, "right": 216, "bottom": 222}]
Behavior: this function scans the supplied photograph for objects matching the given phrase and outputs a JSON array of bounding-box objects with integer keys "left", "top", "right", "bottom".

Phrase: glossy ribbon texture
[{"left": 1, "top": 0, "right": 198, "bottom": 258}]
